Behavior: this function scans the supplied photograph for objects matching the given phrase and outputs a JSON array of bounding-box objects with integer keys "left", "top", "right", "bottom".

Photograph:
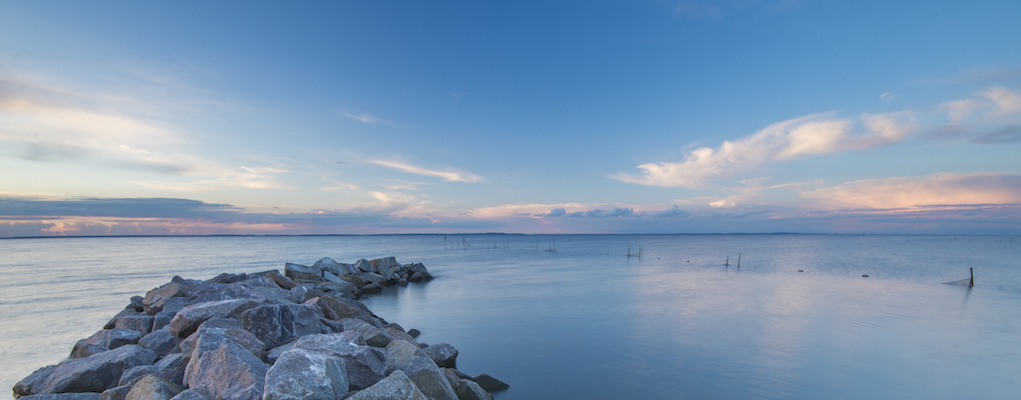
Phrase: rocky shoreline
[{"left": 13, "top": 256, "right": 508, "bottom": 400}]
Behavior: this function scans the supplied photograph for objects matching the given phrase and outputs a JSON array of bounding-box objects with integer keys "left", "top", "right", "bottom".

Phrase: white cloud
[
  {"left": 801, "top": 172, "right": 1021, "bottom": 209},
  {"left": 342, "top": 112, "right": 392, "bottom": 125},
  {"left": 984, "top": 87, "right": 1021, "bottom": 117},
  {"left": 368, "top": 160, "right": 483, "bottom": 183}
]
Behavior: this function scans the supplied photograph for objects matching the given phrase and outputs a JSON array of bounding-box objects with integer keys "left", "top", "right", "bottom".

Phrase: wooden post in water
[
  {"left": 725, "top": 256, "right": 729, "bottom": 267},
  {"left": 970, "top": 267, "right": 974, "bottom": 288},
  {"left": 737, "top": 253, "right": 741, "bottom": 269}
]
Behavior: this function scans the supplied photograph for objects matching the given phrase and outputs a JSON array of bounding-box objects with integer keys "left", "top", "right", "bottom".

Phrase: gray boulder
[
  {"left": 341, "top": 318, "right": 391, "bottom": 348},
  {"left": 114, "top": 315, "right": 154, "bottom": 336},
  {"left": 471, "top": 374, "right": 510, "bottom": 392},
  {"left": 292, "top": 333, "right": 384, "bottom": 391},
  {"left": 124, "top": 375, "right": 181, "bottom": 400},
  {"left": 142, "top": 278, "right": 193, "bottom": 314},
  {"left": 13, "top": 365, "right": 56, "bottom": 398},
  {"left": 422, "top": 343, "right": 458, "bottom": 368},
  {"left": 152, "top": 298, "right": 189, "bottom": 331},
  {"left": 99, "top": 384, "right": 131, "bottom": 400},
  {"left": 152, "top": 353, "right": 186, "bottom": 387},
  {"left": 284, "top": 263, "right": 321, "bottom": 281},
  {"left": 18, "top": 394, "right": 102, "bottom": 400},
  {"left": 453, "top": 379, "right": 494, "bottom": 400},
  {"left": 263, "top": 270, "right": 298, "bottom": 290},
  {"left": 73, "top": 329, "right": 142, "bottom": 355},
  {"left": 240, "top": 304, "right": 325, "bottom": 349},
  {"left": 138, "top": 328, "right": 180, "bottom": 357},
  {"left": 168, "top": 388, "right": 211, "bottom": 400},
  {"left": 263, "top": 348, "right": 348, "bottom": 400},
  {"left": 184, "top": 341, "right": 268, "bottom": 400},
  {"left": 311, "top": 258, "right": 343, "bottom": 276},
  {"left": 353, "top": 259, "right": 374, "bottom": 273},
  {"left": 117, "top": 365, "right": 156, "bottom": 386},
  {"left": 168, "top": 299, "right": 263, "bottom": 337},
  {"left": 180, "top": 327, "right": 265, "bottom": 366},
  {"left": 344, "top": 370, "right": 427, "bottom": 400},
  {"left": 70, "top": 343, "right": 108, "bottom": 359},
  {"left": 264, "top": 341, "right": 296, "bottom": 365},
  {"left": 104, "top": 309, "right": 137, "bottom": 330},
  {"left": 384, "top": 327, "right": 418, "bottom": 347},
  {"left": 31, "top": 345, "right": 158, "bottom": 395},
  {"left": 313, "top": 295, "right": 365, "bottom": 321},
  {"left": 383, "top": 340, "right": 457, "bottom": 400}
]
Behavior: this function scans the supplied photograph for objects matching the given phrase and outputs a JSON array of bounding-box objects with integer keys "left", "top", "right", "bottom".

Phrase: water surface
[{"left": 1, "top": 234, "right": 1018, "bottom": 399}]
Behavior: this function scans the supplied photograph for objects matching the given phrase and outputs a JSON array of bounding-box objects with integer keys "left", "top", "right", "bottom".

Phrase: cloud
[
  {"left": 614, "top": 87, "right": 1019, "bottom": 188},
  {"left": 368, "top": 160, "right": 483, "bottom": 183},
  {"left": 611, "top": 112, "right": 892, "bottom": 187},
  {"left": 880, "top": 92, "right": 899, "bottom": 102},
  {"left": 341, "top": 112, "right": 392, "bottom": 125},
  {"left": 969, "top": 126, "right": 1021, "bottom": 144},
  {"left": 654, "top": 205, "right": 687, "bottom": 218},
  {"left": 0, "top": 75, "right": 290, "bottom": 191},
  {"left": 800, "top": 172, "right": 1021, "bottom": 210}
]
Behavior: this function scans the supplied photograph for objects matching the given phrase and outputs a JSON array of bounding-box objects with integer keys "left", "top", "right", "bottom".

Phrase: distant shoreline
[{"left": 1, "top": 232, "right": 994, "bottom": 240}]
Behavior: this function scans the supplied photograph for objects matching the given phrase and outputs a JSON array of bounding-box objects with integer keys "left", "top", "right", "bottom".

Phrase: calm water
[{"left": 1, "top": 234, "right": 1019, "bottom": 399}]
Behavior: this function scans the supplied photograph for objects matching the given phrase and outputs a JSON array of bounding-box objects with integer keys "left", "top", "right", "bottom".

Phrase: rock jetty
[{"left": 13, "top": 256, "right": 508, "bottom": 400}]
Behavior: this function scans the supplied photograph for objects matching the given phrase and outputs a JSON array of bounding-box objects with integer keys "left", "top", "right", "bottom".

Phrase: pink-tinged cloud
[
  {"left": 800, "top": 172, "right": 1021, "bottom": 210},
  {"left": 367, "top": 160, "right": 483, "bottom": 183},
  {"left": 611, "top": 112, "right": 916, "bottom": 187}
]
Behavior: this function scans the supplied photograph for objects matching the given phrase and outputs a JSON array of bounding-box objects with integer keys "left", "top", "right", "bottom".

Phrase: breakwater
[{"left": 13, "top": 256, "right": 508, "bottom": 400}]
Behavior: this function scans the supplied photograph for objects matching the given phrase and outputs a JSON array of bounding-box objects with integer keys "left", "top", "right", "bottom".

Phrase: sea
[{"left": 1, "top": 234, "right": 1019, "bottom": 399}]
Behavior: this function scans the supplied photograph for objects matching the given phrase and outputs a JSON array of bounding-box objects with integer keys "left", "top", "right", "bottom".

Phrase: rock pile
[{"left": 13, "top": 257, "right": 508, "bottom": 400}]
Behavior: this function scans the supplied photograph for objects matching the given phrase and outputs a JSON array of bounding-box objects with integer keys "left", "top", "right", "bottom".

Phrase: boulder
[
  {"left": 124, "top": 375, "right": 181, "bottom": 400},
  {"left": 264, "top": 342, "right": 296, "bottom": 365},
  {"left": 409, "top": 271, "right": 432, "bottom": 282},
  {"left": 263, "top": 270, "right": 298, "bottom": 290},
  {"left": 344, "top": 370, "right": 427, "bottom": 400},
  {"left": 70, "top": 342, "right": 108, "bottom": 359},
  {"left": 341, "top": 318, "right": 391, "bottom": 348},
  {"left": 383, "top": 340, "right": 457, "bottom": 400},
  {"left": 471, "top": 374, "right": 509, "bottom": 392},
  {"left": 31, "top": 345, "right": 157, "bottom": 395},
  {"left": 353, "top": 259, "right": 374, "bottom": 273},
  {"left": 453, "top": 379, "right": 494, "bottom": 400},
  {"left": 17, "top": 394, "right": 102, "bottom": 400},
  {"left": 152, "top": 298, "right": 189, "bottom": 332},
  {"left": 99, "top": 384, "right": 131, "bottom": 400},
  {"left": 263, "top": 348, "right": 348, "bottom": 400},
  {"left": 384, "top": 327, "right": 418, "bottom": 347},
  {"left": 138, "top": 328, "right": 181, "bottom": 357},
  {"left": 240, "top": 304, "right": 325, "bottom": 349},
  {"left": 407, "top": 329, "right": 421, "bottom": 338},
  {"left": 115, "top": 314, "right": 154, "bottom": 336},
  {"left": 168, "top": 388, "right": 211, "bottom": 400},
  {"left": 142, "top": 278, "right": 193, "bottom": 314},
  {"left": 204, "top": 273, "right": 247, "bottom": 285},
  {"left": 422, "top": 343, "right": 458, "bottom": 368},
  {"left": 289, "top": 285, "right": 325, "bottom": 304},
  {"left": 292, "top": 333, "right": 384, "bottom": 391},
  {"left": 369, "top": 257, "right": 399, "bottom": 271},
  {"left": 284, "top": 263, "right": 321, "bottom": 281},
  {"left": 13, "top": 365, "right": 56, "bottom": 398},
  {"left": 152, "top": 353, "right": 186, "bottom": 387},
  {"left": 74, "top": 329, "right": 142, "bottom": 354},
  {"left": 117, "top": 365, "right": 156, "bottom": 386},
  {"left": 321, "top": 271, "right": 344, "bottom": 284},
  {"left": 168, "top": 299, "right": 263, "bottom": 338},
  {"left": 184, "top": 341, "right": 268, "bottom": 400},
  {"left": 313, "top": 295, "right": 365, "bottom": 321},
  {"left": 180, "top": 327, "right": 265, "bottom": 366},
  {"left": 336, "top": 262, "right": 360, "bottom": 276},
  {"left": 407, "top": 263, "right": 429, "bottom": 275},
  {"left": 311, "top": 258, "right": 343, "bottom": 276},
  {"left": 104, "top": 309, "right": 138, "bottom": 330}
]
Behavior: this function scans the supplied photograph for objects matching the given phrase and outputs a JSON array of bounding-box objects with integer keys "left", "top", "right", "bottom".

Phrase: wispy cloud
[
  {"left": 0, "top": 74, "right": 291, "bottom": 191},
  {"left": 614, "top": 87, "right": 1020, "bottom": 188},
  {"left": 368, "top": 160, "right": 483, "bottom": 183},
  {"left": 800, "top": 172, "right": 1021, "bottom": 210},
  {"left": 611, "top": 112, "right": 910, "bottom": 187},
  {"left": 341, "top": 112, "right": 392, "bottom": 125}
]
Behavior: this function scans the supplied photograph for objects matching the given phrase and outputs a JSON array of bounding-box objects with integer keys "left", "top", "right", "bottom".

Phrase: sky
[{"left": 1, "top": 0, "right": 1020, "bottom": 237}]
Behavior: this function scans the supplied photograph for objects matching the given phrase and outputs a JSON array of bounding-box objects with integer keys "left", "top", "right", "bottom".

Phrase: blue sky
[{"left": 1, "top": 0, "right": 1020, "bottom": 236}]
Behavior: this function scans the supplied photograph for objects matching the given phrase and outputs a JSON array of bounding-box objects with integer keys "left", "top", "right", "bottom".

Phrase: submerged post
[
  {"left": 970, "top": 267, "right": 974, "bottom": 288},
  {"left": 737, "top": 253, "right": 741, "bottom": 269},
  {"left": 725, "top": 256, "right": 729, "bottom": 267}
]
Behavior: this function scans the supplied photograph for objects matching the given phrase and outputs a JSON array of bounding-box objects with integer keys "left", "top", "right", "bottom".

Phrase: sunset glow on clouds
[{"left": 1, "top": 1, "right": 1019, "bottom": 236}]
